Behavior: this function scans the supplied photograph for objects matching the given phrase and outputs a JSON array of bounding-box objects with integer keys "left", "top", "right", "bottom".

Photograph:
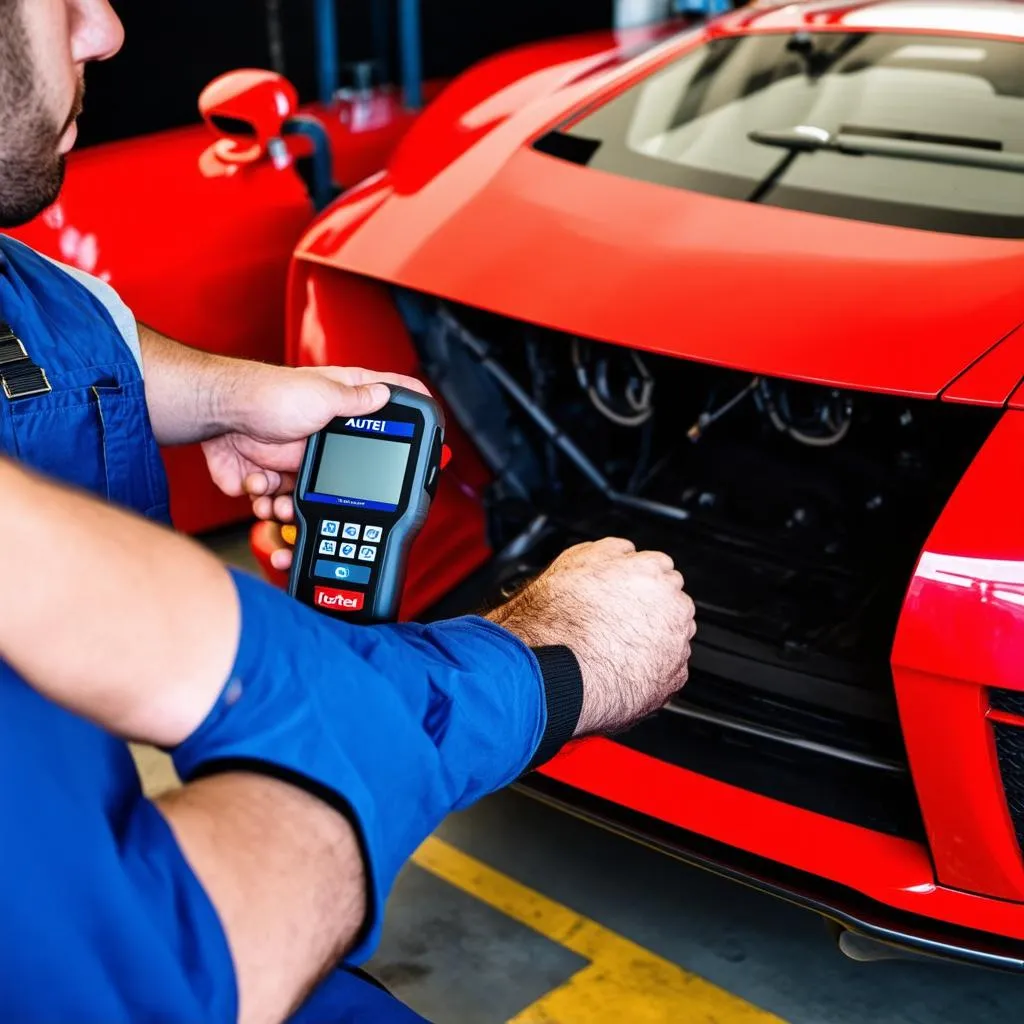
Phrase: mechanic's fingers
[
  {"left": 633, "top": 549, "right": 676, "bottom": 574},
  {"left": 272, "top": 495, "right": 294, "bottom": 523},
  {"left": 252, "top": 495, "right": 275, "bottom": 521},
  {"left": 245, "top": 471, "right": 282, "bottom": 499},
  {"left": 245, "top": 472, "right": 271, "bottom": 497},
  {"left": 590, "top": 536, "right": 636, "bottom": 557},
  {"left": 244, "top": 470, "right": 293, "bottom": 499},
  {"left": 337, "top": 381, "right": 393, "bottom": 415},
  {"left": 318, "top": 366, "right": 432, "bottom": 398},
  {"left": 270, "top": 547, "right": 294, "bottom": 572}
]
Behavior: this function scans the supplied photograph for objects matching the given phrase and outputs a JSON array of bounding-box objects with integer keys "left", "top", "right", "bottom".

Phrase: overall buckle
[{"left": 0, "top": 320, "right": 51, "bottom": 400}]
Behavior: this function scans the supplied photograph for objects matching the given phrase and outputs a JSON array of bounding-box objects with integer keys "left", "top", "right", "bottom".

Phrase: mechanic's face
[{"left": 0, "top": 0, "right": 123, "bottom": 227}]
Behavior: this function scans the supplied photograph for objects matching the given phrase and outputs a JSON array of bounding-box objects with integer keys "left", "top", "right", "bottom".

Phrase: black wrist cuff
[{"left": 525, "top": 645, "right": 584, "bottom": 772}]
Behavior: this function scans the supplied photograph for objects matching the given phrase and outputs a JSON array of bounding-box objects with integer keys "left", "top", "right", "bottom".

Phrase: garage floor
[{"left": 181, "top": 529, "right": 1024, "bottom": 1023}]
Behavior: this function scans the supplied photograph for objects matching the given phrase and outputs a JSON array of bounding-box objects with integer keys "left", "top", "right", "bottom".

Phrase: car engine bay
[{"left": 399, "top": 290, "right": 999, "bottom": 837}]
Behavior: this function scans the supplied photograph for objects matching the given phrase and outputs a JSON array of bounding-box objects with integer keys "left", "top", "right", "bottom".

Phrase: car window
[{"left": 538, "top": 31, "right": 1024, "bottom": 237}]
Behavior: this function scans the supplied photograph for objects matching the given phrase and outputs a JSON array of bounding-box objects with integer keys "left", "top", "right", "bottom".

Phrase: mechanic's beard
[
  {"left": 0, "top": 6, "right": 72, "bottom": 228},
  {"left": 0, "top": 125, "right": 67, "bottom": 229}
]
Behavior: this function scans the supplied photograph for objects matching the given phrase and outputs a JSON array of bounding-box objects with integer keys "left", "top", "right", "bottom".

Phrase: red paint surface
[
  {"left": 942, "top": 324, "right": 1024, "bottom": 407},
  {"left": 299, "top": 12, "right": 1024, "bottom": 402},
  {"left": 199, "top": 69, "right": 298, "bottom": 150},
  {"left": 540, "top": 738, "right": 1024, "bottom": 939},
  {"left": 893, "top": 413, "right": 1024, "bottom": 902}
]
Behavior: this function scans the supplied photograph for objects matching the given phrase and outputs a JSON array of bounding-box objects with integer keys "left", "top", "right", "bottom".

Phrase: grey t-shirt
[{"left": 47, "top": 258, "right": 143, "bottom": 374}]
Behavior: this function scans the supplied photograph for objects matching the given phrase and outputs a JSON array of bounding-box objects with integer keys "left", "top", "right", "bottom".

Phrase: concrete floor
[
  {"left": 374, "top": 791, "right": 1024, "bottom": 1023},
  {"left": 192, "top": 529, "right": 1024, "bottom": 1023}
]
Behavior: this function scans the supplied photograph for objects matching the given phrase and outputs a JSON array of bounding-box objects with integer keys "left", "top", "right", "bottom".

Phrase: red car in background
[
  {"left": 4, "top": 0, "right": 616, "bottom": 534},
  {"left": 253, "top": 0, "right": 1024, "bottom": 968},
  {"left": 6, "top": 4, "right": 432, "bottom": 535}
]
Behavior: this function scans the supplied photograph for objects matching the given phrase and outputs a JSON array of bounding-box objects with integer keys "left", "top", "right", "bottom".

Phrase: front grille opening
[
  {"left": 991, "top": 690, "right": 1024, "bottom": 854},
  {"left": 407, "top": 290, "right": 998, "bottom": 838}
]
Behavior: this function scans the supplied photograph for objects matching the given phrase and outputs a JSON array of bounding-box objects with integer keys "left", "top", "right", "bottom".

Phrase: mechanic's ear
[{"left": 199, "top": 69, "right": 298, "bottom": 166}]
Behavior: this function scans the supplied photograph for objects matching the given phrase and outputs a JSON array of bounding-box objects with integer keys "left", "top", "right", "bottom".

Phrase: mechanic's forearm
[
  {"left": 158, "top": 773, "right": 367, "bottom": 1024},
  {"left": 170, "top": 568, "right": 565, "bottom": 963},
  {"left": 0, "top": 457, "right": 238, "bottom": 745},
  {"left": 138, "top": 321, "right": 269, "bottom": 446}
]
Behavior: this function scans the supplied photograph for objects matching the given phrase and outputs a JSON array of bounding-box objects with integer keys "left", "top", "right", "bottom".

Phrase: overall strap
[{"left": 0, "top": 317, "right": 50, "bottom": 401}]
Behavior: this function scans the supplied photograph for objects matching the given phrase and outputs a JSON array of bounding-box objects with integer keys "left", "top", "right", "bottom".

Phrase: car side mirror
[{"left": 199, "top": 69, "right": 298, "bottom": 166}]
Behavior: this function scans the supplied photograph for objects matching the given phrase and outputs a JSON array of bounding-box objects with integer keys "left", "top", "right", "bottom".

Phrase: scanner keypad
[{"left": 312, "top": 517, "right": 384, "bottom": 596}]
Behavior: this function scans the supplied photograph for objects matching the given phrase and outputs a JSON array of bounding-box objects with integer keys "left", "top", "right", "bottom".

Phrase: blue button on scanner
[{"left": 313, "top": 559, "right": 372, "bottom": 585}]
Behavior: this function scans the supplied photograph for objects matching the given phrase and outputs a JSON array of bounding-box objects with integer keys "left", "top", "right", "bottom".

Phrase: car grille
[{"left": 991, "top": 688, "right": 1024, "bottom": 853}]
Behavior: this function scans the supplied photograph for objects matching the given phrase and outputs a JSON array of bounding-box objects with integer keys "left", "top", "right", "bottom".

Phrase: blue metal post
[
  {"left": 314, "top": 0, "right": 340, "bottom": 105},
  {"left": 675, "top": 0, "right": 731, "bottom": 13},
  {"left": 399, "top": 0, "right": 423, "bottom": 110}
]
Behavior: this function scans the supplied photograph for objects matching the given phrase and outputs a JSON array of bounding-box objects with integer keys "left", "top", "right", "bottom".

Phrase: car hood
[{"left": 298, "top": 51, "right": 1024, "bottom": 400}]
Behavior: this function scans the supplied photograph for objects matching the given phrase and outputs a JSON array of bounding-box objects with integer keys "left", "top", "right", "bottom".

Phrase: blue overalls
[{"left": 0, "top": 236, "right": 448, "bottom": 1022}]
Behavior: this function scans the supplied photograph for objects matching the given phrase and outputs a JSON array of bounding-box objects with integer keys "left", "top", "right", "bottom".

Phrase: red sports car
[{"left": 255, "top": 0, "right": 1024, "bottom": 968}]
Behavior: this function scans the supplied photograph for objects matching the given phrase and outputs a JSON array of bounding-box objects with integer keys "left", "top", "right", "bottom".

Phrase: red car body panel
[
  {"left": 894, "top": 412, "right": 1024, "bottom": 902},
  {"left": 271, "top": 3, "right": 1024, "bottom": 957},
  {"left": 542, "top": 738, "right": 1024, "bottom": 941},
  {"left": 943, "top": 324, "right": 1024, "bottom": 407},
  {"left": 7, "top": 93, "right": 433, "bottom": 533},
  {"left": 301, "top": 145, "right": 1024, "bottom": 400}
]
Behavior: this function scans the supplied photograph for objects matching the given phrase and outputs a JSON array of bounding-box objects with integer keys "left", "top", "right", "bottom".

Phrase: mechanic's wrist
[
  {"left": 487, "top": 606, "right": 611, "bottom": 741},
  {"left": 524, "top": 645, "right": 584, "bottom": 770},
  {"left": 209, "top": 357, "right": 277, "bottom": 435}
]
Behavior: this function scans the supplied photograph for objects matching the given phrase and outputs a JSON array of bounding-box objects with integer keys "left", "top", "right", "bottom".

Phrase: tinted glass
[{"left": 541, "top": 32, "right": 1024, "bottom": 237}]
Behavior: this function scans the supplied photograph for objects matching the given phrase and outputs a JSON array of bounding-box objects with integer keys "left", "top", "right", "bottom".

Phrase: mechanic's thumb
[{"left": 343, "top": 381, "right": 391, "bottom": 414}]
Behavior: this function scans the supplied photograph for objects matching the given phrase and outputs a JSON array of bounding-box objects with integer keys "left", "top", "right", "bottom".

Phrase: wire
[
  {"left": 687, "top": 378, "right": 760, "bottom": 441},
  {"left": 755, "top": 380, "right": 853, "bottom": 447},
  {"left": 571, "top": 339, "right": 654, "bottom": 427}
]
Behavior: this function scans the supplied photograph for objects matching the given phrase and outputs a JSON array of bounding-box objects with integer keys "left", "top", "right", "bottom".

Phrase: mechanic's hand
[
  {"left": 202, "top": 365, "right": 430, "bottom": 550},
  {"left": 487, "top": 538, "right": 696, "bottom": 736}
]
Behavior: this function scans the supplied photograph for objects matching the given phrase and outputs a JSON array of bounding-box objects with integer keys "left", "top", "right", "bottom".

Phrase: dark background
[{"left": 80, "top": 0, "right": 617, "bottom": 146}]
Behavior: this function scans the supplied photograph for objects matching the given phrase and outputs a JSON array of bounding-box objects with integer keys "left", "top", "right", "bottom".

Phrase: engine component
[
  {"left": 755, "top": 378, "right": 854, "bottom": 447},
  {"left": 438, "top": 306, "right": 690, "bottom": 521},
  {"left": 571, "top": 338, "right": 655, "bottom": 427}
]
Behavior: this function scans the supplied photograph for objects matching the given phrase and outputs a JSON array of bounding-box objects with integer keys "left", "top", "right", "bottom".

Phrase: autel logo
[
  {"left": 343, "top": 418, "right": 416, "bottom": 439},
  {"left": 314, "top": 587, "right": 365, "bottom": 612},
  {"left": 345, "top": 418, "right": 388, "bottom": 433}
]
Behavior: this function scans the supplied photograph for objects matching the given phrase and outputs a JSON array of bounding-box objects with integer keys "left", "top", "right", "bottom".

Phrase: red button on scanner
[{"left": 314, "top": 587, "right": 365, "bottom": 612}]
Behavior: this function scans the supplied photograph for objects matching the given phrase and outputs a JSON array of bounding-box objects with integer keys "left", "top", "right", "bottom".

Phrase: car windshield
[{"left": 536, "top": 31, "right": 1024, "bottom": 237}]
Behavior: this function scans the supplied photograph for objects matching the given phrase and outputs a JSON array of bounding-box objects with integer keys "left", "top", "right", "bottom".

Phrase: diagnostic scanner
[{"left": 288, "top": 388, "right": 445, "bottom": 624}]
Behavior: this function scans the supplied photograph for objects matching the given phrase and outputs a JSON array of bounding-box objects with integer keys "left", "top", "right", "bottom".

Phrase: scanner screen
[{"left": 313, "top": 433, "right": 410, "bottom": 510}]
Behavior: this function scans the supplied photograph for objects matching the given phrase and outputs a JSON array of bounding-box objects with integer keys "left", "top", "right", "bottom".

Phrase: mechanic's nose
[{"left": 71, "top": 0, "right": 125, "bottom": 64}]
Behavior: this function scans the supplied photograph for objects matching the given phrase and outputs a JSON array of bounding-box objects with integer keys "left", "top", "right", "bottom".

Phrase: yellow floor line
[{"left": 412, "top": 836, "right": 788, "bottom": 1024}]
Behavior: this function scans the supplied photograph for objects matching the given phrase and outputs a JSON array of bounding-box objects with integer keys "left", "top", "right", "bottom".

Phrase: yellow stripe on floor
[{"left": 412, "top": 836, "right": 787, "bottom": 1024}]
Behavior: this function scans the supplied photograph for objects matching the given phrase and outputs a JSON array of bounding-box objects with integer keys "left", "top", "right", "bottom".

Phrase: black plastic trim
[{"left": 991, "top": 688, "right": 1024, "bottom": 718}]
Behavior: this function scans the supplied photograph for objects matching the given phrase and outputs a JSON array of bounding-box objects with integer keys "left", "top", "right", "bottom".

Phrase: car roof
[{"left": 721, "top": 0, "right": 1024, "bottom": 43}]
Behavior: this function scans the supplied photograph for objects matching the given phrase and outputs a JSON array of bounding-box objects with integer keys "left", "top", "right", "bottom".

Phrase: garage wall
[{"left": 82, "top": 0, "right": 615, "bottom": 148}]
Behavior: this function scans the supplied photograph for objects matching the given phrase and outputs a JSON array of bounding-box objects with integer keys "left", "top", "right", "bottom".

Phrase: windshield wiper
[{"left": 749, "top": 125, "right": 1024, "bottom": 174}]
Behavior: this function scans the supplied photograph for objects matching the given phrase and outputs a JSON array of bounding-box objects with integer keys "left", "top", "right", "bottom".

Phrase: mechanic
[{"left": 0, "top": 3, "right": 696, "bottom": 1023}]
